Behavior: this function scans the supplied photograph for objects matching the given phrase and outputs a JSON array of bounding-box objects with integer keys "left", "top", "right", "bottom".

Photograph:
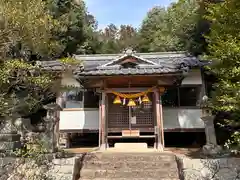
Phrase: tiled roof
[
  {"left": 35, "top": 61, "right": 83, "bottom": 72},
  {"left": 37, "top": 51, "right": 206, "bottom": 76},
  {"left": 77, "top": 66, "right": 182, "bottom": 76},
  {"left": 73, "top": 51, "right": 205, "bottom": 67}
]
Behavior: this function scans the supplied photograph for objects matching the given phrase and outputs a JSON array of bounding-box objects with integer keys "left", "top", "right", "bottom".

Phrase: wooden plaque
[
  {"left": 122, "top": 130, "right": 131, "bottom": 137},
  {"left": 122, "top": 130, "right": 140, "bottom": 137},
  {"left": 131, "top": 130, "right": 140, "bottom": 137}
]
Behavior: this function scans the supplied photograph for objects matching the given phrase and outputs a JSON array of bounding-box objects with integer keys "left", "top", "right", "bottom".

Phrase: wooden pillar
[
  {"left": 159, "top": 95, "right": 165, "bottom": 147},
  {"left": 98, "top": 95, "right": 102, "bottom": 148},
  {"left": 100, "top": 91, "right": 107, "bottom": 150},
  {"left": 154, "top": 89, "right": 164, "bottom": 151}
]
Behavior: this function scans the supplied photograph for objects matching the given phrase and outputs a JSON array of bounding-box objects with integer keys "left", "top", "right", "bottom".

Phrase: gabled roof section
[
  {"left": 100, "top": 49, "right": 159, "bottom": 67},
  {"left": 37, "top": 50, "right": 207, "bottom": 77}
]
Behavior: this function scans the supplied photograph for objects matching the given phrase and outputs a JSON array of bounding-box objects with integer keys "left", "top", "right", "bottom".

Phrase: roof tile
[{"left": 37, "top": 52, "right": 205, "bottom": 76}]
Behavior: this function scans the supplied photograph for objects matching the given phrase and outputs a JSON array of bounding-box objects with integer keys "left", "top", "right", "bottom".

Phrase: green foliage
[
  {"left": 138, "top": 6, "right": 171, "bottom": 52},
  {"left": 0, "top": 0, "right": 86, "bottom": 118},
  {"left": 59, "top": 57, "right": 81, "bottom": 66},
  {"left": 46, "top": 0, "right": 97, "bottom": 56},
  {"left": 206, "top": 0, "right": 240, "bottom": 151},
  {"left": 0, "top": 60, "right": 58, "bottom": 117},
  {"left": 137, "top": 0, "right": 207, "bottom": 55},
  {"left": 9, "top": 135, "right": 54, "bottom": 180},
  {"left": 96, "top": 24, "right": 138, "bottom": 54},
  {"left": 0, "top": 0, "right": 62, "bottom": 59},
  {"left": 0, "top": 0, "right": 98, "bottom": 59}
]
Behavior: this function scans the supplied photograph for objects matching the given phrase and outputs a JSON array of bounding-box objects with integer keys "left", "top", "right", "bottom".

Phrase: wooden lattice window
[{"left": 107, "top": 93, "right": 154, "bottom": 129}]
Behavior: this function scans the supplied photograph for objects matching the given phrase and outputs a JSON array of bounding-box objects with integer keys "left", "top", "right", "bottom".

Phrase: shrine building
[{"left": 39, "top": 49, "right": 209, "bottom": 150}]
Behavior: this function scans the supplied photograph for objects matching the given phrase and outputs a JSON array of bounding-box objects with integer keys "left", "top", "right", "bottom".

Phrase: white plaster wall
[
  {"left": 59, "top": 108, "right": 204, "bottom": 130},
  {"left": 59, "top": 110, "right": 99, "bottom": 130},
  {"left": 163, "top": 108, "right": 204, "bottom": 129},
  {"left": 182, "top": 69, "right": 202, "bottom": 85}
]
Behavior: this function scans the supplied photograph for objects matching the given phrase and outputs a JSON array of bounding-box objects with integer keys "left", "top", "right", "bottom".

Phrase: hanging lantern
[
  {"left": 113, "top": 96, "right": 121, "bottom": 104},
  {"left": 127, "top": 99, "right": 136, "bottom": 106},
  {"left": 142, "top": 95, "right": 150, "bottom": 103}
]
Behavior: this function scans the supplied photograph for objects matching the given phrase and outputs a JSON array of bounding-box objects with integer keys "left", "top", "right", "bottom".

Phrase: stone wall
[
  {"left": 51, "top": 156, "right": 80, "bottom": 180},
  {"left": 176, "top": 155, "right": 240, "bottom": 180},
  {"left": 0, "top": 155, "right": 79, "bottom": 180}
]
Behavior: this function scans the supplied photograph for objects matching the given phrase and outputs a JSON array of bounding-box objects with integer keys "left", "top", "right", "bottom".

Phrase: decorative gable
[{"left": 100, "top": 49, "right": 158, "bottom": 68}]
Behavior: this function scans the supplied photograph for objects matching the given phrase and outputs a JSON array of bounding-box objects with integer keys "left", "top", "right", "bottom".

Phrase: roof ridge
[{"left": 73, "top": 51, "right": 188, "bottom": 58}]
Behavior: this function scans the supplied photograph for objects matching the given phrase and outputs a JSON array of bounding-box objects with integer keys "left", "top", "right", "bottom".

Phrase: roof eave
[{"left": 75, "top": 72, "right": 184, "bottom": 79}]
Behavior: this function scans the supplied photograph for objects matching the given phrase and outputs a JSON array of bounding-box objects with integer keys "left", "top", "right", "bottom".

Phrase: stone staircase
[{"left": 75, "top": 152, "right": 180, "bottom": 180}]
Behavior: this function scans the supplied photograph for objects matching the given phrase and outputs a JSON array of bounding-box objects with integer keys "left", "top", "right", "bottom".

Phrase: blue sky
[{"left": 84, "top": 0, "right": 176, "bottom": 29}]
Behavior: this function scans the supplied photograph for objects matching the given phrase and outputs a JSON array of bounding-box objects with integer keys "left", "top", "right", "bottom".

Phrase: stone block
[
  {"left": 52, "top": 165, "right": 74, "bottom": 174},
  {"left": 0, "top": 141, "right": 21, "bottom": 151},
  {"left": 52, "top": 157, "right": 76, "bottom": 166},
  {"left": 0, "top": 120, "right": 17, "bottom": 134},
  {"left": 177, "top": 156, "right": 240, "bottom": 180},
  {"left": 51, "top": 173, "right": 72, "bottom": 180},
  {"left": 202, "top": 144, "right": 222, "bottom": 156},
  {"left": 0, "top": 134, "right": 21, "bottom": 141}
]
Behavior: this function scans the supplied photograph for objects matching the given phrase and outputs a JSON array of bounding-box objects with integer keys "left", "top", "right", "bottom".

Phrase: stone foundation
[
  {"left": 176, "top": 155, "right": 240, "bottom": 180},
  {"left": 0, "top": 119, "right": 21, "bottom": 152},
  {"left": 0, "top": 155, "right": 78, "bottom": 180}
]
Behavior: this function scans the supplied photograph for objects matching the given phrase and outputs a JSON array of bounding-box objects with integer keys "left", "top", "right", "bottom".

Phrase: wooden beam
[
  {"left": 78, "top": 73, "right": 183, "bottom": 79},
  {"left": 96, "top": 87, "right": 156, "bottom": 93}
]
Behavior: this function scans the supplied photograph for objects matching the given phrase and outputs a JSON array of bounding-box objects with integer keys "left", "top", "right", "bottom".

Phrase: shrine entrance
[
  {"left": 106, "top": 90, "right": 157, "bottom": 148},
  {"left": 108, "top": 93, "right": 154, "bottom": 131}
]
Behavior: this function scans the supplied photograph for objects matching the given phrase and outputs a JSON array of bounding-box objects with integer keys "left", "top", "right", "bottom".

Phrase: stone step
[
  {"left": 82, "top": 160, "right": 177, "bottom": 170},
  {"left": 76, "top": 152, "right": 179, "bottom": 180},
  {"left": 82, "top": 152, "right": 176, "bottom": 162},
  {"left": 80, "top": 178, "right": 179, "bottom": 180},
  {"left": 79, "top": 169, "right": 179, "bottom": 179}
]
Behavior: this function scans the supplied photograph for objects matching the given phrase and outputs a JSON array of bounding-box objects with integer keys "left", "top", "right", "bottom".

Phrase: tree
[
  {"left": 46, "top": 0, "right": 97, "bottom": 56},
  {"left": 167, "top": 0, "right": 203, "bottom": 55},
  {"left": 137, "top": 0, "right": 209, "bottom": 55},
  {"left": 97, "top": 24, "right": 120, "bottom": 54},
  {"left": 0, "top": 0, "right": 62, "bottom": 60},
  {"left": 118, "top": 25, "right": 138, "bottom": 51},
  {"left": 138, "top": 6, "right": 168, "bottom": 52},
  {"left": 206, "top": 0, "right": 240, "bottom": 152}
]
